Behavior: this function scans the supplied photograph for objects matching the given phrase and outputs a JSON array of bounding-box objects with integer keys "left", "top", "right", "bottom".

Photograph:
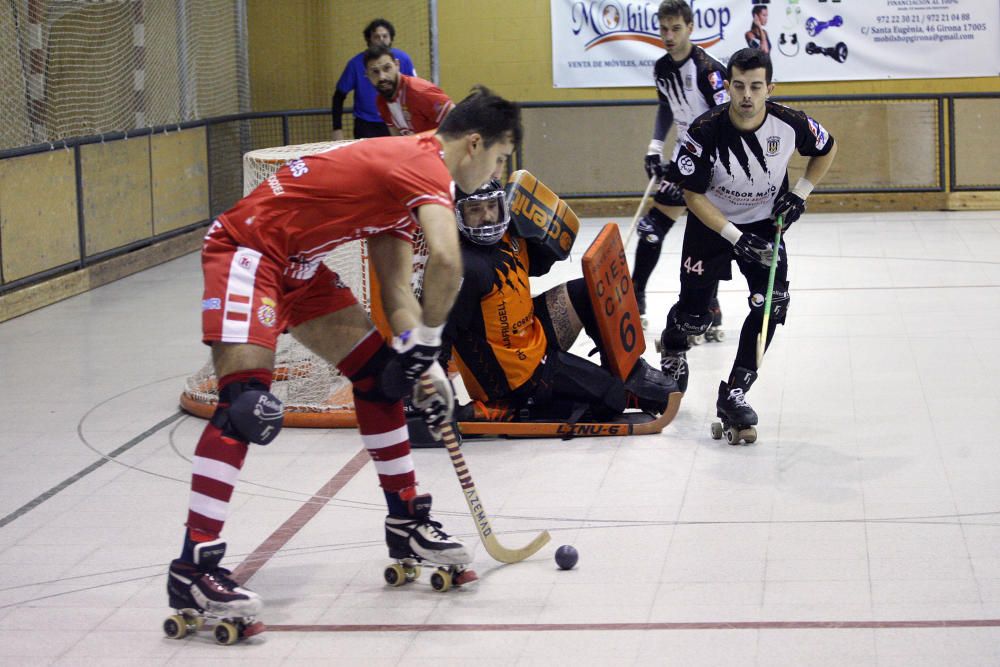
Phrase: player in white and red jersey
[
  {"left": 366, "top": 44, "right": 454, "bottom": 135},
  {"left": 167, "top": 87, "right": 522, "bottom": 625}
]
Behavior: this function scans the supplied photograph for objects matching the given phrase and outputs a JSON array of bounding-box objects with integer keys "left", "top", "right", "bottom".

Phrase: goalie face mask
[{"left": 455, "top": 179, "right": 510, "bottom": 245}]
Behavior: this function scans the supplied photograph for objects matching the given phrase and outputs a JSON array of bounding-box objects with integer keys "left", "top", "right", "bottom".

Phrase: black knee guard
[
  {"left": 636, "top": 207, "right": 675, "bottom": 244},
  {"left": 213, "top": 380, "right": 283, "bottom": 445},
  {"left": 348, "top": 343, "right": 409, "bottom": 403},
  {"left": 661, "top": 303, "right": 713, "bottom": 347},
  {"left": 749, "top": 284, "right": 791, "bottom": 325}
]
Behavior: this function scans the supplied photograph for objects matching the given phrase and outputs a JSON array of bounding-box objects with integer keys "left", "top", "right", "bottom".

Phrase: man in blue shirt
[{"left": 332, "top": 18, "right": 416, "bottom": 140}]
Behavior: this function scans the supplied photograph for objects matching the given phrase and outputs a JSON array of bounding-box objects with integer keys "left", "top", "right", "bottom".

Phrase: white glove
[{"left": 410, "top": 361, "right": 455, "bottom": 440}]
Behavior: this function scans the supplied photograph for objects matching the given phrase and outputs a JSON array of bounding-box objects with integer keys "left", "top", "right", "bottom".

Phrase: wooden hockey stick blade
[
  {"left": 623, "top": 176, "right": 658, "bottom": 249},
  {"left": 416, "top": 375, "right": 551, "bottom": 564},
  {"left": 458, "top": 392, "right": 683, "bottom": 438}
]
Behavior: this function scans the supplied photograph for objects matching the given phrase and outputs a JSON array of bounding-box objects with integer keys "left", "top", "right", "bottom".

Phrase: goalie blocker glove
[{"left": 394, "top": 324, "right": 444, "bottom": 383}]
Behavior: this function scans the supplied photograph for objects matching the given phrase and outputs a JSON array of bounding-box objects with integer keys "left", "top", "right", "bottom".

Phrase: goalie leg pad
[
  {"left": 213, "top": 378, "right": 283, "bottom": 445},
  {"left": 534, "top": 349, "right": 626, "bottom": 421}
]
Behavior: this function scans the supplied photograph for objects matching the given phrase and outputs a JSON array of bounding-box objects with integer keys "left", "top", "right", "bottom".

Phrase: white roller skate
[
  {"left": 164, "top": 539, "right": 264, "bottom": 645},
  {"left": 384, "top": 491, "right": 477, "bottom": 592}
]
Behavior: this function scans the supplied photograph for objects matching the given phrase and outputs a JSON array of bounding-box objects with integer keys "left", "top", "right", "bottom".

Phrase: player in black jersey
[
  {"left": 635, "top": 1, "right": 729, "bottom": 341},
  {"left": 659, "top": 47, "right": 838, "bottom": 444}
]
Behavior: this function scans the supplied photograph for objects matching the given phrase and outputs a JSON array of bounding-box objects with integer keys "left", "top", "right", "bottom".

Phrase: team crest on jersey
[
  {"left": 257, "top": 297, "right": 277, "bottom": 327},
  {"left": 684, "top": 73, "right": 693, "bottom": 90},
  {"left": 708, "top": 71, "right": 724, "bottom": 89},
  {"left": 766, "top": 136, "right": 781, "bottom": 156},
  {"left": 807, "top": 118, "right": 830, "bottom": 150}
]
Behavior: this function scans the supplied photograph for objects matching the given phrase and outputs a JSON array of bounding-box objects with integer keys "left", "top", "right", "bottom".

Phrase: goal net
[{"left": 180, "top": 141, "right": 428, "bottom": 427}]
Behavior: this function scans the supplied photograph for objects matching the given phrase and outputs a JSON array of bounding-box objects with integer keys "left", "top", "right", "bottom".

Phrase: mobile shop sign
[{"left": 551, "top": 0, "right": 1000, "bottom": 87}]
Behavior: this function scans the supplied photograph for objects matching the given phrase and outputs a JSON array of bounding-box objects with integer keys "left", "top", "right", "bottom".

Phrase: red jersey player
[
  {"left": 365, "top": 44, "right": 454, "bottom": 135},
  {"left": 165, "top": 87, "right": 521, "bottom": 636}
]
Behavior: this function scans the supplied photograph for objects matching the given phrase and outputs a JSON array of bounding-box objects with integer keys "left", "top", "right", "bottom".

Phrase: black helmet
[{"left": 455, "top": 179, "right": 509, "bottom": 245}]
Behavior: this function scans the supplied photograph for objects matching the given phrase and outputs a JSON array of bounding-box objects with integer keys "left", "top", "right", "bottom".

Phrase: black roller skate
[
  {"left": 384, "top": 491, "right": 477, "bottom": 592},
  {"left": 659, "top": 339, "right": 689, "bottom": 394},
  {"left": 164, "top": 539, "right": 264, "bottom": 644},
  {"left": 711, "top": 367, "right": 758, "bottom": 445},
  {"left": 704, "top": 298, "right": 725, "bottom": 343}
]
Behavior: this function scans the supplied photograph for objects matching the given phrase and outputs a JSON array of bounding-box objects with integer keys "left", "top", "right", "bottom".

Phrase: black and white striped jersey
[
  {"left": 653, "top": 46, "right": 729, "bottom": 136},
  {"left": 666, "top": 101, "right": 834, "bottom": 225}
]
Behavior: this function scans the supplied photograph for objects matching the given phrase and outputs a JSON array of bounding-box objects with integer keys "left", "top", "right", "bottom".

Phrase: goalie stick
[
  {"left": 458, "top": 392, "right": 683, "bottom": 438},
  {"left": 419, "top": 377, "right": 551, "bottom": 564},
  {"left": 756, "top": 215, "right": 784, "bottom": 367},
  {"left": 623, "top": 176, "right": 658, "bottom": 249}
]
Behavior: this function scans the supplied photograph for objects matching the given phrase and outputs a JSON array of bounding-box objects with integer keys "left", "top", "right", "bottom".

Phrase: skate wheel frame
[
  {"left": 711, "top": 421, "right": 757, "bottom": 445},
  {"left": 162, "top": 610, "right": 261, "bottom": 644},
  {"left": 384, "top": 562, "right": 422, "bottom": 587}
]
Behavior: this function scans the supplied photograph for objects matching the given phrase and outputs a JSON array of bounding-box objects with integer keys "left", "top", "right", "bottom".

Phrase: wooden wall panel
[
  {"left": 80, "top": 139, "right": 153, "bottom": 256},
  {"left": 0, "top": 151, "right": 79, "bottom": 282},
  {"left": 954, "top": 98, "right": 1000, "bottom": 188},
  {"left": 151, "top": 128, "right": 209, "bottom": 234}
]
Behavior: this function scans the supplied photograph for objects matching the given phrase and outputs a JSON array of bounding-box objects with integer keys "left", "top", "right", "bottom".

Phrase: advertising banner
[{"left": 552, "top": 0, "right": 1000, "bottom": 87}]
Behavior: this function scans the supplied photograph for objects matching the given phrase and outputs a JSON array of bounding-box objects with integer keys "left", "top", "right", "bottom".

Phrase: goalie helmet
[{"left": 455, "top": 179, "right": 509, "bottom": 245}]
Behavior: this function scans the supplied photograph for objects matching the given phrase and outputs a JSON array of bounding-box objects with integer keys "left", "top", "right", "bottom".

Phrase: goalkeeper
[{"left": 441, "top": 180, "right": 677, "bottom": 427}]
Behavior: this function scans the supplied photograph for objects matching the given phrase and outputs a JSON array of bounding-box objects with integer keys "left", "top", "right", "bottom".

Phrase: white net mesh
[
  {"left": 182, "top": 140, "right": 428, "bottom": 425},
  {"left": 1, "top": 0, "right": 245, "bottom": 151}
]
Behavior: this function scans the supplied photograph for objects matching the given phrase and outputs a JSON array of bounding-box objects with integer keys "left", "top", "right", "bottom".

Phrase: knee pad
[
  {"left": 213, "top": 380, "right": 283, "bottom": 445},
  {"left": 748, "top": 285, "right": 790, "bottom": 325},
  {"left": 350, "top": 343, "right": 409, "bottom": 403},
  {"left": 637, "top": 207, "right": 674, "bottom": 244},
  {"left": 665, "top": 303, "right": 712, "bottom": 337}
]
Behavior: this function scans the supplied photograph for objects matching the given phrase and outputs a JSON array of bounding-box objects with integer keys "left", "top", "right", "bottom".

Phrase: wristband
[
  {"left": 720, "top": 222, "right": 743, "bottom": 246},
  {"left": 646, "top": 139, "right": 664, "bottom": 156},
  {"left": 791, "top": 177, "right": 814, "bottom": 199}
]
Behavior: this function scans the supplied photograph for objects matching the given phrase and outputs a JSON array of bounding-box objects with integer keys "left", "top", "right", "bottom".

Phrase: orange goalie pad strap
[
  {"left": 581, "top": 223, "right": 645, "bottom": 381},
  {"left": 505, "top": 170, "right": 579, "bottom": 260}
]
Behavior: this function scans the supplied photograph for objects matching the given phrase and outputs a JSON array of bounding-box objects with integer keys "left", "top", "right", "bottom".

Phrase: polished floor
[{"left": 1, "top": 211, "right": 999, "bottom": 665}]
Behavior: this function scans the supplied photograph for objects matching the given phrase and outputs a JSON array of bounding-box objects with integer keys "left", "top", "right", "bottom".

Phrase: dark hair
[
  {"left": 363, "top": 18, "right": 395, "bottom": 43},
  {"left": 657, "top": 0, "right": 693, "bottom": 24},
  {"left": 751, "top": 5, "right": 767, "bottom": 18},
  {"left": 727, "top": 47, "right": 773, "bottom": 83},
  {"left": 363, "top": 44, "right": 394, "bottom": 68},
  {"left": 438, "top": 85, "right": 523, "bottom": 147}
]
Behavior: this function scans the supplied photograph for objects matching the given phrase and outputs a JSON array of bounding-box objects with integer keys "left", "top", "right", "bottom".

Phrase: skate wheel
[
  {"left": 405, "top": 565, "right": 421, "bottom": 581},
  {"left": 430, "top": 568, "right": 453, "bottom": 592},
  {"left": 640, "top": 316, "right": 649, "bottom": 330},
  {"left": 715, "top": 329, "right": 726, "bottom": 342},
  {"left": 214, "top": 620, "right": 239, "bottom": 645},
  {"left": 742, "top": 427, "right": 758, "bottom": 444},
  {"left": 711, "top": 422, "right": 723, "bottom": 440},
  {"left": 454, "top": 569, "right": 479, "bottom": 586},
  {"left": 384, "top": 563, "right": 407, "bottom": 587},
  {"left": 688, "top": 334, "right": 704, "bottom": 346},
  {"left": 241, "top": 621, "right": 266, "bottom": 638},
  {"left": 724, "top": 427, "right": 738, "bottom": 445},
  {"left": 654, "top": 338, "right": 663, "bottom": 354},
  {"left": 163, "top": 614, "right": 188, "bottom": 640}
]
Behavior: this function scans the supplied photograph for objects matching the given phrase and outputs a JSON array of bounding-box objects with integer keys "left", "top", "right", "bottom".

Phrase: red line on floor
[
  {"left": 232, "top": 448, "right": 370, "bottom": 584},
  {"left": 265, "top": 619, "right": 1000, "bottom": 632}
]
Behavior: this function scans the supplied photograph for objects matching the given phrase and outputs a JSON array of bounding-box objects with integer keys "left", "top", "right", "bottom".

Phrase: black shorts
[{"left": 679, "top": 215, "right": 788, "bottom": 290}]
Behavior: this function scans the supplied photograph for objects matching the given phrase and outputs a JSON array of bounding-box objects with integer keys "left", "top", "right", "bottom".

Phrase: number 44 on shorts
[{"left": 683, "top": 257, "right": 704, "bottom": 275}]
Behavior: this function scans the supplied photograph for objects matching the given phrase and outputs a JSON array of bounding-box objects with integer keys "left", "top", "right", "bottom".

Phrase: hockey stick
[
  {"left": 623, "top": 176, "right": 658, "bottom": 249},
  {"left": 755, "top": 215, "right": 784, "bottom": 367},
  {"left": 458, "top": 391, "right": 683, "bottom": 438},
  {"left": 420, "top": 378, "right": 551, "bottom": 563}
]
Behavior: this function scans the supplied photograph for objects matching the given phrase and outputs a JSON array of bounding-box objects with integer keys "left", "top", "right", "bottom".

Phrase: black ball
[{"left": 555, "top": 545, "right": 578, "bottom": 570}]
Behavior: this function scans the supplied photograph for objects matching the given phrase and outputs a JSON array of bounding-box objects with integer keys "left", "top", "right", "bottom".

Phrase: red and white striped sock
[
  {"left": 337, "top": 329, "right": 416, "bottom": 508},
  {"left": 184, "top": 369, "right": 271, "bottom": 543}
]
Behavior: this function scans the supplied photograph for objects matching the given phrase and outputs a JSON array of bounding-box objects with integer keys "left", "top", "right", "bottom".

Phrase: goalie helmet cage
[{"left": 180, "top": 141, "right": 429, "bottom": 427}]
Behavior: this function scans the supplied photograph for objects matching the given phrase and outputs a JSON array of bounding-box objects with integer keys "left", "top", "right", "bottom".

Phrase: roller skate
[
  {"left": 164, "top": 539, "right": 264, "bottom": 645},
  {"left": 384, "top": 490, "right": 477, "bottom": 592},
  {"left": 711, "top": 367, "right": 758, "bottom": 445},
  {"left": 704, "top": 299, "right": 725, "bottom": 343},
  {"left": 659, "top": 339, "right": 689, "bottom": 393}
]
